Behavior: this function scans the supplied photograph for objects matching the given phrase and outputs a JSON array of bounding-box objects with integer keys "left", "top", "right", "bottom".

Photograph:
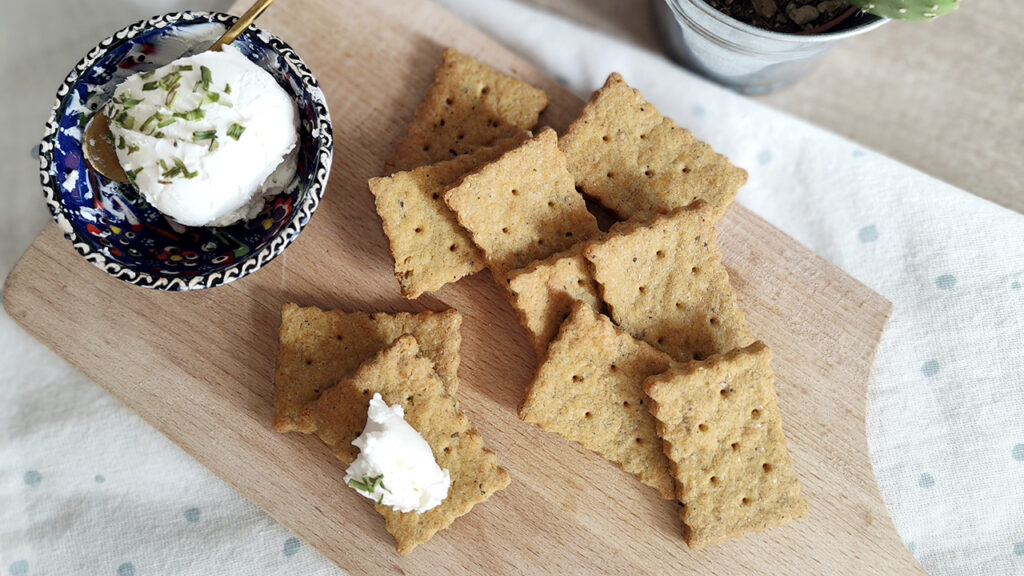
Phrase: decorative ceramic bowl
[{"left": 39, "top": 12, "right": 333, "bottom": 291}]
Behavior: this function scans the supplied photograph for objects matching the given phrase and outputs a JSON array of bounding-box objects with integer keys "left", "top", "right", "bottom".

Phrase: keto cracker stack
[
  {"left": 645, "top": 342, "right": 807, "bottom": 549},
  {"left": 354, "top": 47, "right": 805, "bottom": 552},
  {"left": 272, "top": 303, "right": 509, "bottom": 555},
  {"left": 309, "top": 336, "right": 510, "bottom": 555}
]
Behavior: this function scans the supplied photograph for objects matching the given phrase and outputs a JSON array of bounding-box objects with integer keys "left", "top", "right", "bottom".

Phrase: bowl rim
[{"left": 38, "top": 11, "right": 333, "bottom": 292}]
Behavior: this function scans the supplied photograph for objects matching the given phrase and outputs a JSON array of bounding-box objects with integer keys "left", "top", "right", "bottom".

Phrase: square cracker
[
  {"left": 273, "top": 303, "right": 461, "bottom": 434},
  {"left": 519, "top": 302, "right": 675, "bottom": 499},
  {"left": 506, "top": 244, "right": 602, "bottom": 359},
  {"left": 444, "top": 128, "right": 600, "bottom": 281},
  {"left": 310, "top": 335, "right": 510, "bottom": 555},
  {"left": 371, "top": 133, "right": 530, "bottom": 299},
  {"left": 643, "top": 341, "right": 807, "bottom": 549},
  {"left": 583, "top": 201, "right": 754, "bottom": 363},
  {"left": 559, "top": 72, "right": 747, "bottom": 222},
  {"left": 386, "top": 47, "right": 550, "bottom": 173}
]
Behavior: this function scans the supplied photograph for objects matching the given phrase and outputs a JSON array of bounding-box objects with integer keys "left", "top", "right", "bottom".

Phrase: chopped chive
[
  {"left": 127, "top": 144, "right": 140, "bottom": 155},
  {"left": 165, "top": 89, "right": 179, "bottom": 107},
  {"left": 200, "top": 65, "right": 212, "bottom": 91},
  {"left": 154, "top": 131, "right": 165, "bottom": 138},
  {"left": 169, "top": 158, "right": 199, "bottom": 180},
  {"left": 192, "top": 129, "right": 217, "bottom": 142},
  {"left": 126, "top": 167, "right": 142, "bottom": 186},
  {"left": 224, "top": 83, "right": 232, "bottom": 94},
  {"left": 159, "top": 159, "right": 169, "bottom": 171},
  {"left": 202, "top": 91, "right": 220, "bottom": 106},
  {"left": 118, "top": 95, "right": 144, "bottom": 109},
  {"left": 159, "top": 71, "right": 182, "bottom": 90},
  {"left": 162, "top": 166, "right": 182, "bottom": 178},
  {"left": 139, "top": 70, "right": 156, "bottom": 79},
  {"left": 157, "top": 117, "right": 176, "bottom": 128},
  {"left": 173, "top": 108, "right": 205, "bottom": 122},
  {"left": 208, "top": 138, "right": 219, "bottom": 153},
  {"left": 192, "top": 81, "right": 202, "bottom": 93},
  {"left": 139, "top": 113, "right": 159, "bottom": 134},
  {"left": 116, "top": 135, "right": 126, "bottom": 150},
  {"left": 347, "top": 474, "right": 389, "bottom": 495},
  {"left": 174, "top": 64, "right": 193, "bottom": 72},
  {"left": 142, "top": 81, "right": 160, "bottom": 91},
  {"left": 115, "top": 111, "right": 135, "bottom": 130},
  {"left": 226, "top": 123, "right": 246, "bottom": 141}
]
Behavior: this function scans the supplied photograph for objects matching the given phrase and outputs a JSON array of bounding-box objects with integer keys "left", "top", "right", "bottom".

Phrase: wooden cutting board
[{"left": 3, "top": 0, "right": 921, "bottom": 574}]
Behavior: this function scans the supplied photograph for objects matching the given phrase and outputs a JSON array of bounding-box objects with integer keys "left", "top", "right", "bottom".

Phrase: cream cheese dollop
[
  {"left": 105, "top": 44, "right": 298, "bottom": 227},
  {"left": 344, "top": 393, "right": 451, "bottom": 514}
]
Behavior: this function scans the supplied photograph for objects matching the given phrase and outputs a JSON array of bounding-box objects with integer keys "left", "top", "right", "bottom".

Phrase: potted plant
[{"left": 652, "top": 0, "right": 960, "bottom": 94}]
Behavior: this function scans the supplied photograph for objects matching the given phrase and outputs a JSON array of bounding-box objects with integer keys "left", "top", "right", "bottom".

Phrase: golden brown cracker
[
  {"left": 312, "top": 336, "right": 510, "bottom": 555},
  {"left": 518, "top": 302, "right": 675, "bottom": 498},
  {"left": 444, "top": 128, "right": 600, "bottom": 281},
  {"left": 559, "top": 72, "right": 747, "bottom": 222},
  {"left": 272, "top": 303, "right": 461, "bottom": 434},
  {"left": 386, "top": 47, "right": 550, "bottom": 173},
  {"left": 506, "top": 245, "right": 602, "bottom": 359},
  {"left": 370, "top": 133, "right": 530, "bottom": 299},
  {"left": 644, "top": 341, "right": 807, "bottom": 549},
  {"left": 583, "top": 202, "right": 754, "bottom": 362}
]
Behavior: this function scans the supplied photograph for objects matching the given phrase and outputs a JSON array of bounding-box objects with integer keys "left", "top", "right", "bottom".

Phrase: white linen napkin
[{"left": 2, "top": 1, "right": 1022, "bottom": 575}]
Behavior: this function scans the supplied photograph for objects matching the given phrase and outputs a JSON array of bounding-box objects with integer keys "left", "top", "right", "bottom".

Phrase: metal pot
[{"left": 653, "top": 0, "right": 886, "bottom": 94}]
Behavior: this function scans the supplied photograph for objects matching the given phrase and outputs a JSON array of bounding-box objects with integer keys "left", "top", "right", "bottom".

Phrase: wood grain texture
[{"left": 2, "top": 0, "right": 919, "bottom": 574}]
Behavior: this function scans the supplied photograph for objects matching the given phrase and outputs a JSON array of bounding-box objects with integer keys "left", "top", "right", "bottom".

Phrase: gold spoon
[{"left": 83, "top": 0, "right": 277, "bottom": 182}]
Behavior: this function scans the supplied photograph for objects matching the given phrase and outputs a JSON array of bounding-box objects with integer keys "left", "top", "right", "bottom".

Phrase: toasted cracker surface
[
  {"left": 386, "top": 47, "right": 549, "bottom": 173},
  {"left": 644, "top": 341, "right": 807, "bottom": 549},
  {"left": 371, "top": 133, "right": 530, "bottom": 299},
  {"left": 559, "top": 73, "right": 747, "bottom": 222},
  {"left": 583, "top": 202, "right": 754, "bottom": 362},
  {"left": 312, "top": 336, "right": 510, "bottom": 555},
  {"left": 272, "top": 303, "right": 461, "bottom": 434},
  {"left": 519, "top": 302, "right": 675, "bottom": 498},
  {"left": 506, "top": 245, "right": 602, "bottom": 359},
  {"left": 444, "top": 128, "right": 600, "bottom": 281}
]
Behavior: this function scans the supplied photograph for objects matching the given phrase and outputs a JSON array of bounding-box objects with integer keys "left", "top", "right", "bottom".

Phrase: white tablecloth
[{"left": 2, "top": 1, "right": 1022, "bottom": 575}]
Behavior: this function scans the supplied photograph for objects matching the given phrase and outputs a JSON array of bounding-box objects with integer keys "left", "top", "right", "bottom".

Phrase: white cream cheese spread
[
  {"left": 344, "top": 393, "right": 451, "bottom": 514},
  {"left": 105, "top": 44, "right": 298, "bottom": 227}
]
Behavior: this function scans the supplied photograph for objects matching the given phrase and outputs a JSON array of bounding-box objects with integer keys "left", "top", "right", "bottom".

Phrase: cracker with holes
[
  {"left": 386, "top": 47, "right": 550, "bottom": 173},
  {"left": 310, "top": 335, "right": 510, "bottom": 555},
  {"left": 506, "top": 244, "right": 602, "bottom": 359},
  {"left": 273, "top": 303, "right": 461, "bottom": 434},
  {"left": 371, "top": 133, "right": 530, "bottom": 299},
  {"left": 444, "top": 128, "right": 600, "bottom": 282},
  {"left": 519, "top": 302, "right": 676, "bottom": 498},
  {"left": 583, "top": 201, "right": 754, "bottom": 363},
  {"left": 559, "top": 72, "right": 747, "bottom": 223},
  {"left": 644, "top": 341, "right": 807, "bottom": 549}
]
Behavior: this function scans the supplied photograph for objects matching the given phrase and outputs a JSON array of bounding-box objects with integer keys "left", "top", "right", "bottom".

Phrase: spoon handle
[{"left": 211, "top": 0, "right": 277, "bottom": 51}]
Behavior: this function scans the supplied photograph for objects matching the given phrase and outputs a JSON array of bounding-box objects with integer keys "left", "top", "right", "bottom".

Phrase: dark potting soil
[{"left": 703, "top": 0, "right": 855, "bottom": 33}]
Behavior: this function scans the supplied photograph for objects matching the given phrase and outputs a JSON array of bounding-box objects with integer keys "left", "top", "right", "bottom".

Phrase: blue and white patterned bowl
[{"left": 39, "top": 12, "right": 333, "bottom": 291}]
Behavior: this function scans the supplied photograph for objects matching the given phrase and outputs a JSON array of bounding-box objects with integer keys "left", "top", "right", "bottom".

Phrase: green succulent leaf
[{"left": 846, "top": 0, "right": 959, "bottom": 21}]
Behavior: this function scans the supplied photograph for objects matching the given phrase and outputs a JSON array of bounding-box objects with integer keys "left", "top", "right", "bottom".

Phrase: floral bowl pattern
[{"left": 39, "top": 12, "right": 333, "bottom": 291}]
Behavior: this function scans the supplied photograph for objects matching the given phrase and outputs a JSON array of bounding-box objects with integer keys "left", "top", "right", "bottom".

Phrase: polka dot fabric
[{"left": 2, "top": 1, "right": 1022, "bottom": 575}]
